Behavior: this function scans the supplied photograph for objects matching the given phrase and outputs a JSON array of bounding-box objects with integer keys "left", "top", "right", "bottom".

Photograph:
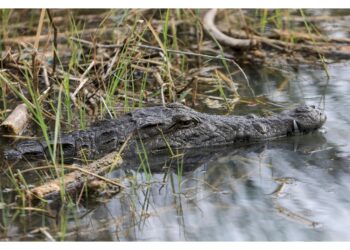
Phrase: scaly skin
[{"left": 3, "top": 103, "right": 326, "bottom": 162}]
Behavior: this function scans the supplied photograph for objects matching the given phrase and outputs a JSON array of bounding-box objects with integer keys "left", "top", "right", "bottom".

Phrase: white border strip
[
  {"left": 1, "top": 0, "right": 350, "bottom": 8},
  {"left": 1, "top": 242, "right": 350, "bottom": 249}
]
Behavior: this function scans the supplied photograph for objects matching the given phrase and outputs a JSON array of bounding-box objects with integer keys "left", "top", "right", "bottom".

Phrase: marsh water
[{"left": 1, "top": 61, "right": 350, "bottom": 241}]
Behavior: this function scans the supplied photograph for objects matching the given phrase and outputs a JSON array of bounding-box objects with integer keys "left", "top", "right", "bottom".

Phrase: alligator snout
[
  {"left": 3, "top": 149, "right": 22, "bottom": 161},
  {"left": 3, "top": 140, "right": 45, "bottom": 162},
  {"left": 309, "top": 105, "right": 327, "bottom": 128},
  {"left": 292, "top": 105, "right": 327, "bottom": 132}
]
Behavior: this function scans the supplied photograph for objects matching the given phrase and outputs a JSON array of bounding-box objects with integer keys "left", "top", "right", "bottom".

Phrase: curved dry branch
[{"left": 203, "top": 9, "right": 253, "bottom": 49}]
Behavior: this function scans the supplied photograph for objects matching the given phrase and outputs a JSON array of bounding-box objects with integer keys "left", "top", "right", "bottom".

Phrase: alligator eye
[
  {"left": 173, "top": 115, "right": 198, "bottom": 128},
  {"left": 177, "top": 119, "right": 193, "bottom": 128}
]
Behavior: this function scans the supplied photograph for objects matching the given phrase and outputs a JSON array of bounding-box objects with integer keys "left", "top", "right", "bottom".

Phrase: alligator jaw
[
  {"left": 4, "top": 140, "right": 45, "bottom": 162},
  {"left": 293, "top": 120, "right": 300, "bottom": 133},
  {"left": 288, "top": 105, "right": 327, "bottom": 133}
]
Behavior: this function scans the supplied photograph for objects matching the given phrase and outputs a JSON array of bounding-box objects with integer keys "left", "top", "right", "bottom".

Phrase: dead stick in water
[
  {"left": 26, "top": 154, "right": 123, "bottom": 201},
  {"left": 27, "top": 133, "right": 133, "bottom": 201}
]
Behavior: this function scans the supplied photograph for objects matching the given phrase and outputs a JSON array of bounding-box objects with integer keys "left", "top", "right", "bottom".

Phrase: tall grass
[
  {"left": 136, "top": 138, "right": 152, "bottom": 184},
  {"left": 215, "top": 75, "right": 229, "bottom": 109},
  {"left": 162, "top": 9, "right": 171, "bottom": 54},
  {"left": 257, "top": 9, "right": 288, "bottom": 33},
  {"left": 68, "top": 13, "right": 88, "bottom": 64},
  {"left": 147, "top": 11, "right": 176, "bottom": 102},
  {"left": 259, "top": 9, "right": 269, "bottom": 33},
  {"left": 0, "top": 77, "right": 7, "bottom": 116},
  {"left": 6, "top": 168, "right": 27, "bottom": 209},
  {"left": 79, "top": 98, "right": 87, "bottom": 129},
  {"left": 176, "top": 150, "right": 184, "bottom": 192},
  {"left": 62, "top": 74, "right": 72, "bottom": 125},
  {"left": 0, "top": 9, "right": 12, "bottom": 49},
  {"left": 138, "top": 70, "right": 148, "bottom": 108},
  {"left": 104, "top": 15, "right": 142, "bottom": 111},
  {"left": 0, "top": 10, "right": 12, "bottom": 112},
  {"left": 0, "top": 191, "right": 9, "bottom": 236},
  {"left": 299, "top": 9, "right": 330, "bottom": 78}
]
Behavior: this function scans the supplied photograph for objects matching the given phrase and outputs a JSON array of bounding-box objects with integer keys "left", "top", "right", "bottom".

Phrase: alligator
[{"left": 3, "top": 103, "right": 326, "bottom": 163}]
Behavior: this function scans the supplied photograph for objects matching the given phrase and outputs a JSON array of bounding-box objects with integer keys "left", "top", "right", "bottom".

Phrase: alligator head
[
  {"left": 132, "top": 103, "right": 327, "bottom": 151},
  {"left": 283, "top": 105, "right": 327, "bottom": 133}
]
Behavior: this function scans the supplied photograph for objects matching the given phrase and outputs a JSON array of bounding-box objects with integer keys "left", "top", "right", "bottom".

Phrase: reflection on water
[{"left": 1, "top": 62, "right": 350, "bottom": 241}]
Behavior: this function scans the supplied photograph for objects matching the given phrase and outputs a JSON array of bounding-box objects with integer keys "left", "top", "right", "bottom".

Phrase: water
[{"left": 1, "top": 62, "right": 350, "bottom": 241}]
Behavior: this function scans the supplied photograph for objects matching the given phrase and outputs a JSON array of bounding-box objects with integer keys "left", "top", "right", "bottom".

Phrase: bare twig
[
  {"left": 34, "top": 9, "right": 46, "bottom": 52},
  {"left": 70, "top": 60, "right": 96, "bottom": 103},
  {"left": 153, "top": 72, "right": 167, "bottom": 106},
  {"left": 42, "top": 65, "right": 50, "bottom": 88},
  {"left": 32, "top": 9, "right": 46, "bottom": 93},
  {"left": 2, "top": 27, "right": 118, "bottom": 47},
  {"left": 39, "top": 227, "right": 56, "bottom": 241},
  {"left": 103, "top": 48, "right": 120, "bottom": 80},
  {"left": 46, "top": 9, "right": 58, "bottom": 75},
  {"left": 272, "top": 29, "right": 350, "bottom": 44}
]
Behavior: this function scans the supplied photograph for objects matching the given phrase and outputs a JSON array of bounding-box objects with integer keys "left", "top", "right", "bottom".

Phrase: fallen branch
[
  {"left": 2, "top": 27, "right": 118, "bottom": 48},
  {"left": 27, "top": 133, "right": 133, "bottom": 201},
  {"left": 282, "top": 14, "right": 350, "bottom": 23},
  {"left": 26, "top": 152, "right": 123, "bottom": 201},
  {"left": 0, "top": 104, "right": 29, "bottom": 135},
  {"left": 272, "top": 29, "right": 350, "bottom": 44},
  {"left": 227, "top": 27, "right": 350, "bottom": 60}
]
